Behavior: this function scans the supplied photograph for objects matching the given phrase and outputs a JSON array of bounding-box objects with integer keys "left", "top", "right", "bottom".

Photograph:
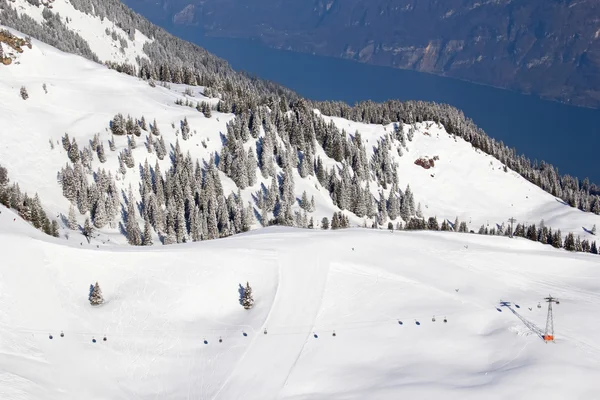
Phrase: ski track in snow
[{"left": 213, "top": 239, "right": 333, "bottom": 400}]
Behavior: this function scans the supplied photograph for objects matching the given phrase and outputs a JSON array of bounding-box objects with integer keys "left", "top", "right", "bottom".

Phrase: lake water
[{"left": 167, "top": 26, "right": 600, "bottom": 183}]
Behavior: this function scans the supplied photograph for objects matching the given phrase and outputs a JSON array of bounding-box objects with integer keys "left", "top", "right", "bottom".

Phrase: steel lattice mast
[{"left": 544, "top": 295, "right": 559, "bottom": 342}]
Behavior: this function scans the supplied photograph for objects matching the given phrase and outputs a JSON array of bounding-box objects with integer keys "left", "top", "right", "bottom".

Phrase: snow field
[{"left": 1, "top": 205, "right": 600, "bottom": 399}]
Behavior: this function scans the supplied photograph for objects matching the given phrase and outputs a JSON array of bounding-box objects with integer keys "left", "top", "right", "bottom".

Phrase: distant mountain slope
[{"left": 122, "top": 0, "right": 600, "bottom": 109}]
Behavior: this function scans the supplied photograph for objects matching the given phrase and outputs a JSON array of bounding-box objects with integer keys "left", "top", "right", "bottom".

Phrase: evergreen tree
[
  {"left": 415, "top": 202, "right": 423, "bottom": 218},
  {"left": 93, "top": 195, "right": 108, "bottom": 228},
  {"left": 427, "top": 216, "right": 439, "bottom": 231},
  {"left": 151, "top": 119, "right": 161, "bottom": 136},
  {"left": 246, "top": 147, "right": 257, "bottom": 186},
  {"left": 68, "top": 138, "right": 80, "bottom": 163},
  {"left": 552, "top": 230, "right": 563, "bottom": 249},
  {"left": 126, "top": 188, "right": 142, "bottom": 245},
  {"left": 564, "top": 232, "right": 576, "bottom": 251},
  {"left": 241, "top": 281, "right": 254, "bottom": 309},
  {"left": 51, "top": 220, "right": 59, "bottom": 237},
  {"left": 89, "top": 282, "right": 104, "bottom": 305},
  {"left": 142, "top": 217, "right": 153, "bottom": 245},
  {"left": 300, "top": 191, "right": 310, "bottom": 211},
  {"left": 83, "top": 217, "right": 93, "bottom": 239},
  {"left": 68, "top": 203, "right": 77, "bottom": 230},
  {"left": 321, "top": 217, "right": 329, "bottom": 230}
]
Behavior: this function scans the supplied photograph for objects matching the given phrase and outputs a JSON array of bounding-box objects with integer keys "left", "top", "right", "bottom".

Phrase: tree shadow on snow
[
  {"left": 238, "top": 284, "right": 245, "bottom": 306},
  {"left": 582, "top": 227, "right": 594, "bottom": 235},
  {"left": 555, "top": 198, "right": 569, "bottom": 206}
]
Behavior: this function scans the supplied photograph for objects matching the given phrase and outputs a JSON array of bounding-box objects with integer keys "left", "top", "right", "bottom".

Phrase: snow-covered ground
[{"left": 1, "top": 204, "right": 599, "bottom": 399}]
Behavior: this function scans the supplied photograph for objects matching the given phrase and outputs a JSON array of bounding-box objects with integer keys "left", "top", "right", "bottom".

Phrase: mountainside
[
  {"left": 2, "top": 0, "right": 600, "bottom": 398},
  {"left": 2, "top": 0, "right": 600, "bottom": 249},
  {"left": 1, "top": 22, "right": 600, "bottom": 249},
  {"left": 1, "top": 206, "right": 600, "bottom": 399},
  {"left": 121, "top": 0, "right": 600, "bottom": 109}
]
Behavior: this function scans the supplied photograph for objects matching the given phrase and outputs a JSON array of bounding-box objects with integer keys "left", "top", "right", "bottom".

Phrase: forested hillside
[{"left": 2, "top": 0, "right": 600, "bottom": 252}]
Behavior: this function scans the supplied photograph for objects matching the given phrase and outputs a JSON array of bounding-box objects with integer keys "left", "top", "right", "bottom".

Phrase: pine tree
[
  {"left": 83, "top": 217, "right": 93, "bottom": 239},
  {"left": 415, "top": 202, "right": 423, "bottom": 218},
  {"left": 321, "top": 217, "right": 329, "bottom": 230},
  {"left": 51, "top": 220, "right": 59, "bottom": 237},
  {"left": 142, "top": 217, "right": 153, "bottom": 245},
  {"left": 564, "top": 232, "right": 576, "bottom": 251},
  {"left": 241, "top": 281, "right": 254, "bottom": 309},
  {"left": 593, "top": 224, "right": 597, "bottom": 235},
  {"left": 93, "top": 195, "right": 108, "bottom": 228},
  {"left": 89, "top": 282, "right": 104, "bottom": 305},
  {"left": 126, "top": 188, "right": 142, "bottom": 245},
  {"left": 68, "top": 138, "right": 80, "bottom": 163},
  {"left": 68, "top": 203, "right": 77, "bottom": 230},
  {"left": 246, "top": 147, "right": 257, "bottom": 186},
  {"left": 151, "top": 119, "right": 161, "bottom": 136},
  {"left": 300, "top": 191, "right": 310, "bottom": 211}
]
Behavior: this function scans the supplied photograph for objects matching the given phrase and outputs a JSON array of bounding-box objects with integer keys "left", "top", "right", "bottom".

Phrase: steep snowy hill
[
  {"left": 2, "top": 25, "right": 600, "bottom": 250},
  {"left": 1, "top": 204, "right": 599, "bottom": 399}
]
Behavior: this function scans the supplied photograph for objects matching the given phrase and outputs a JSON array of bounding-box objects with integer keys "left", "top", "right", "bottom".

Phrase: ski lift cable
[{"left": 14, "top": 300, "right": 540, "bottom": 339}]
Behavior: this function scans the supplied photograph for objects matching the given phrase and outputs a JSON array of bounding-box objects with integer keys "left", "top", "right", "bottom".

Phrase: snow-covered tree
[
  {"left": 68, "top": 203, "right": 77, "bottom": 230},
  {"left": 241, "top": 281, "right": 254, "bottom": 309},
  {"left": 89, "top": 282, "right": 104, "bottom": 305},
  {"left": 142, "top": 217, "right": 153, "bottom": 245}
]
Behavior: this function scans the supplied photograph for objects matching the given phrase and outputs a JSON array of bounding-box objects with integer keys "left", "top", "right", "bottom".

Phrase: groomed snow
[{"left": 1, "top": 204, "right": 599, "bottom": 399}]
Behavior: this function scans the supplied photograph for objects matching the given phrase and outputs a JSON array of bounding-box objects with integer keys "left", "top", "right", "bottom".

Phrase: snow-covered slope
[
  {"left": 2, "top": 25, "right": 600, "bottom": 247},
  {"left": 1, "top": 204, "right": 599, "bottom": 399},
  {"left": 7, "top": 0, "right": 151, "bottom": 67}
]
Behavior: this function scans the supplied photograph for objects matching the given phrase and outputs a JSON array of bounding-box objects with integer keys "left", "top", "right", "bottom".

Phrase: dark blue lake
[{"left": 166, "top": 25, "right": 600, "bottom": 183}]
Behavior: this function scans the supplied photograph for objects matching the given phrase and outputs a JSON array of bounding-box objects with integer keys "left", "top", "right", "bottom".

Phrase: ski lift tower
[{"left": 543, "top": 295, "right": 559, "bottom": 342}]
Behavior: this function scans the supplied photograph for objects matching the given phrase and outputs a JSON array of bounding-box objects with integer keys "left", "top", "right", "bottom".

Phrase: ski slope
[{"left": 1, "top": 204, "right": 599, "bottom": 399}]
